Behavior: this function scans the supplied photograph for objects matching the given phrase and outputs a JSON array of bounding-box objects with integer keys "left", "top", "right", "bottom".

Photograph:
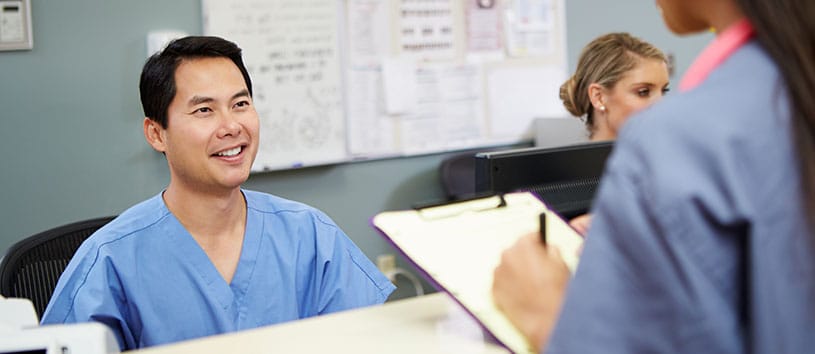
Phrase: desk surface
[{"left": 131, "top": 293, "right": 510, "bottom": 354}]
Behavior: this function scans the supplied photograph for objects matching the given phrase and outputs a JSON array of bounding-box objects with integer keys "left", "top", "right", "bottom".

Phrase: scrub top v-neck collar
[{"left": 163, "top": 191, "right": 262, "bottom": 310}]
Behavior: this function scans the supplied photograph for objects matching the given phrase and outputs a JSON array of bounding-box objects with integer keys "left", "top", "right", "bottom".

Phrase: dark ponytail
[{"left": 737, "top": 0, "right": 815, "bottom": 229}]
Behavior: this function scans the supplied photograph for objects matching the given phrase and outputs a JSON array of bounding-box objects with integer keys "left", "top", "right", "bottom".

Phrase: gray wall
[{"left": 0, "top": 0, "right": 710, "bottom": 299}]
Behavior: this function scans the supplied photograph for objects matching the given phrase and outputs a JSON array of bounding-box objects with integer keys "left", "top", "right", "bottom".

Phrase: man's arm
[{"left": 41, "top": 253, "right": 132, "bottom": 350}]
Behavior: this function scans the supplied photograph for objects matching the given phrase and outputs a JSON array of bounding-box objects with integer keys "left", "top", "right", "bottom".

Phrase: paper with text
[
  {"left": 372, "top": 192, "right": 583, "bottom": 354},
  {"left": 203, "top": 0, "right": 347, "bottom": 171},
  {"left": 396, "top": 0, "right": 461, "bottom": 61}
]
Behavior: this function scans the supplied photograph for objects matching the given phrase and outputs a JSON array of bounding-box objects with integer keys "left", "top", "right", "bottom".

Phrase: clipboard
[{"left": 371, "top": 192, "right": 584, "bottom": 354}]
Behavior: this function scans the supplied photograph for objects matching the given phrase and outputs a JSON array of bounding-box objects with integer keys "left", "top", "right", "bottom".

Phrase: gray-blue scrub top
[{"left": 547, "top": 41, "right": 815, "bottom": 354}]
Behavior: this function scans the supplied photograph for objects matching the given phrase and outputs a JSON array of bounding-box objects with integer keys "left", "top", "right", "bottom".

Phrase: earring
[{"left": 599, "top": 105, "right": 606, "bottom": 112}]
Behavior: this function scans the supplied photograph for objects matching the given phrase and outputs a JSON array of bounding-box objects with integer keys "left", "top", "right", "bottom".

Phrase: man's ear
[
  {"left": 587, "top": 83, "right": 606, "bottom": 111},
  {"left": 143, "top": 118, "right": 167, "bottom": 153}
]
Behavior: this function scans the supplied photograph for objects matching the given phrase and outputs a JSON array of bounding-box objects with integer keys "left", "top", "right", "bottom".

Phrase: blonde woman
[
  {"left": 561, "top": 32, "right": 670, "bottom": 141},
  {"left": 561, "top": 33, "right": 670, "bottom": 235}
]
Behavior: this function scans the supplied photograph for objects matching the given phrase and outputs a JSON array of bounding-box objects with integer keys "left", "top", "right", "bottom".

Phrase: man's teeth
[{"left": 217, "top": 146, "right": 241, "bottom": 157}]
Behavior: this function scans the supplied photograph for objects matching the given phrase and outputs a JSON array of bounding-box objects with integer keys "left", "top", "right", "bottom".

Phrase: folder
[{"left": 371, "top": 192, "right": 584, "bottom": 354}]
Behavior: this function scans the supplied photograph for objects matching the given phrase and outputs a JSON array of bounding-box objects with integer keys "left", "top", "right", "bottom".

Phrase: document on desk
[{"left": 372, "top": 192, "right": 583, "bottom": 354}]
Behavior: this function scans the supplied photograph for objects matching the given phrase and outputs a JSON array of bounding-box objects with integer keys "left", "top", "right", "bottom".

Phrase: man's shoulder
[
  {"left": 242, "top": 189, "right": 339, "bottom": 229},
  {"left": 244, "top": 189, "right": 320, "bottom": 214},
  {"left": 82, "top": 193, "right": 171, "bottom": 248}
]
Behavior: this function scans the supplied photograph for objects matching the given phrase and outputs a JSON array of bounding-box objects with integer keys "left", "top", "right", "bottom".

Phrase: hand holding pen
[{"left": 492, "top": 211, "right": 570, "bottom": 352}]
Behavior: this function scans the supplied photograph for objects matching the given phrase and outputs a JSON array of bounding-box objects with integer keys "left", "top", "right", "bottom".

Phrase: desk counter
[{"left": 131, "top": 293, "right": 510, "bottom": 354}]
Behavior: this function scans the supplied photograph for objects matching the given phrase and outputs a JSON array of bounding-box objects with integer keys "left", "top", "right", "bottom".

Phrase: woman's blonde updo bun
[{"left": 559, "top": 75, "right": 588, "bottom": 118}]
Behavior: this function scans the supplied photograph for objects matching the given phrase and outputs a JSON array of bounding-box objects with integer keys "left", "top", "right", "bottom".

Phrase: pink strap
[{"left": 679, "top": 19, "right": 755, "bottom": 92}]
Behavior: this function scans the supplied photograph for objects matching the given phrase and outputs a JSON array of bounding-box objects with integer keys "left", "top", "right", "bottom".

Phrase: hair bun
[{"left": 559, "top": 76, "right": 584, "bottom": 117}]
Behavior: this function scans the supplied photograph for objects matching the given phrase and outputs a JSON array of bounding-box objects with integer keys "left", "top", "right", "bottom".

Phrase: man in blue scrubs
[{"left": 41, "top": 36, "right": 395, "bottom": 350}]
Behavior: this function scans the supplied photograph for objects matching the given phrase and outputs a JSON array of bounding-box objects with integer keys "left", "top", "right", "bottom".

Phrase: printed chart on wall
[{"left": 203, "top": 0, "right": 568, "bottom": 172}]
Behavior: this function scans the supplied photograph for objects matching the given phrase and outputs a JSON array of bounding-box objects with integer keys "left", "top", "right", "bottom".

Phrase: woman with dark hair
[{"left": 492, "top": 0, "right": 815, "bottom": 352}]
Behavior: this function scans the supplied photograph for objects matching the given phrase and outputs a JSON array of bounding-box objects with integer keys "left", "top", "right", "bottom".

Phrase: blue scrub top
[
  {"left": 41, "top": 190, "right": 395, "bottom": 350},
  {"left": 546, "top": 42, "right": 815, "bottom": 353}
]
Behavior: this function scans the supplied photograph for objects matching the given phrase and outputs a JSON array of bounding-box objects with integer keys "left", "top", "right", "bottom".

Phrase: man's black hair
[{"left": 139, "top": 36, "right": 253, "bottom": 128}]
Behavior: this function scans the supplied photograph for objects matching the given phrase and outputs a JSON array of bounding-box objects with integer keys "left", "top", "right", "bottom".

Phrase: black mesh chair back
[
  {"left": 0, "top": 216, "right": 115, "bottom": 319},
  {"left": 439, "top": 152, "right": 477, "bottom": 200}
]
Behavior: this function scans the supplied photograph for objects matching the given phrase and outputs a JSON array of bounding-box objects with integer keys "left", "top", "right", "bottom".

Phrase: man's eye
[
  {"left": 194, "top": 107, "right": 212, "bottom": 114},
  {"left": 234, "top": 100, "right": 250, "bottom": 108}
]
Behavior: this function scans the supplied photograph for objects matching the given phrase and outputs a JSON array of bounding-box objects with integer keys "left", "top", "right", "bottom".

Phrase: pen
[{"left": 539, "top": 212, "right": 547, "bottom": 245}]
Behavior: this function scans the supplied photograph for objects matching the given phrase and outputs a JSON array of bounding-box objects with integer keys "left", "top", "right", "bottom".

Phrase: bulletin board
[{"left": 202, "top": 0, "right": 567, "bottom": 172}]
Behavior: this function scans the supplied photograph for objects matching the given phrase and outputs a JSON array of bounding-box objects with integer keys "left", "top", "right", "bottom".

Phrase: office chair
[
  {"left": 0, "top": 216, "right": 115, "bottom": 319},
  {"left": 439, "top": 152, "right": 476, "bottom": 200}
]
